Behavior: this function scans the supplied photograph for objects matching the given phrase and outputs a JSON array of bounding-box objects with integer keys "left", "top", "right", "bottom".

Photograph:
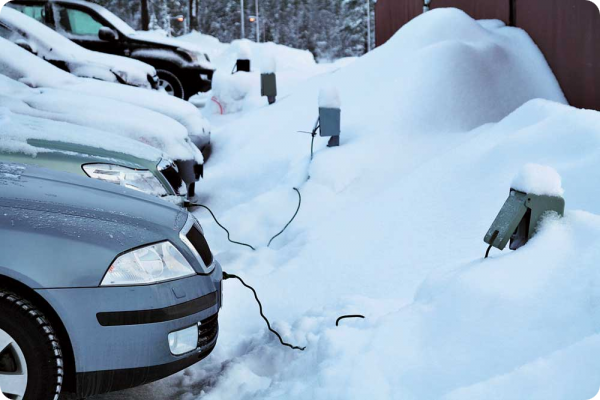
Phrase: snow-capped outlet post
[
  {"left": 235, "top": 42, "right": 252, "bottom": 73},
  {"left": 483, "top": 164, "right": 565, "bottom": 257},
  {"left": 260, "top": 55, "right": 277, "bottom": 105},
  {"left": 318, "top": 86, "right": 341, "bottom": 147}
]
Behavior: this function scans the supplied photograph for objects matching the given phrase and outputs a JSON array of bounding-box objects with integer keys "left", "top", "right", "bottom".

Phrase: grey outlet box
[
  {"left": 319, "top": 107, "right": 341, "bottom": 137},
  {"left": 261, "top": 73, "right": 277, "bottom": 104},
  {"left": 484, "top": 189, "right": 565, "bottom": 251}
]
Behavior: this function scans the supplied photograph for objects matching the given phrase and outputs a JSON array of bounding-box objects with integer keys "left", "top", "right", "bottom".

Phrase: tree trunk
[{"left": 140, "top": 0, "right": 150, "bottom": 30}]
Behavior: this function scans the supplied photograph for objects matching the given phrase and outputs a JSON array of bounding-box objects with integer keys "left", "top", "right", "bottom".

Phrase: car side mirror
[
  {"left": 99, "top": 27, "right": 118, "bottom": 42},
  {"left": 15, "top": 39, "right": 34, "bottom": 54}
]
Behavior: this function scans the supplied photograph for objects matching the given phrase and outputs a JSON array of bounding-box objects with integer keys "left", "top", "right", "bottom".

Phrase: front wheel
[
  {"left": 156, "top": 69, "right": 185, "bottom": 99},
  {"left": 0, "top": 290, "right": 63, "bottom": 400}
]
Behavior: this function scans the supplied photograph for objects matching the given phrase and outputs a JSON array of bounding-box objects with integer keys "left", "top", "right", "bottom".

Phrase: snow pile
[
  {"left": 318, "top": 85, "right": 341, "bottom": 108},
  {"left": 182, "top": 35, "right": 329, "bottom": 113},
  {"left": 0, "top": 38, "right": 211, "bottom": 148},
  {"left": 0, "top": 7, "right": 156, "bottom": 88},
  {"left": 512, "top": 163, "right": 564, "bottom": 196},
  {"left": 236, "top": 41, "right": 252, "bottom": 60},
  {"left": 180, "top": 36, "right": 315, "bottom": 74},
  {"left": 332, "top": 8, "right": 566, "bottom": 135},
  {"left": 0, "top": 107, "right": 164, "bottom": 161},
  {"left": 178, "top": 31, "right": 228, "bottom": 62},
  {"left": 208, "top": 71, "right": 256, "bottom": 114},
  {"left": 260, "top": 53, "right": 276, "bottom": 74},
  {"left": 123, "top": 9, "right": 600, "bottom": 400}
]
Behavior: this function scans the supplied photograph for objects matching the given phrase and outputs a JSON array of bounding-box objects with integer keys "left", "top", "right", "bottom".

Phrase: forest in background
[{"left": 90, "top": 0, "right": 375, "bottom": 60}]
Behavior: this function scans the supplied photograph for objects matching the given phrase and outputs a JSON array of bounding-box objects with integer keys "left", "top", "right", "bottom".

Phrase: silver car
[{"left": 0, "top": 162, "right": 222, "bottom": 399}]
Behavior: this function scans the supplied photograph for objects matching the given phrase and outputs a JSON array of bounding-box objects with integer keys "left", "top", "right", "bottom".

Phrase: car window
[
  {"left": 55, "top": 6, "right": 105, "bottom": 37},
  {"left": 22, "top": 5, "right": 45, "bottom": 22},
  {"left": 6, "top": 4, "right": 45, "bottom": 23}
]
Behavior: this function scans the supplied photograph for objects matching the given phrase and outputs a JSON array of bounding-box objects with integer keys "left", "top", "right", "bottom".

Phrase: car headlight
[
  {"left": 82, "top": 164, "right": 168, "bottom": 196},
  {"left": 101, "top": 241, "right": 196, "bottom": 286}
]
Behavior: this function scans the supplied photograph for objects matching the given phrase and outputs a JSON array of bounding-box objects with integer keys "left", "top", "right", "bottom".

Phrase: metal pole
[
  {"left": 240, "top": 0, "right": 245, "bottom": 38},
  {"left": 255, "top": 0, "right": 260, "bottom": 43},
  {"left": 366, "top": 0, "right": 371, "bottom": 52}
]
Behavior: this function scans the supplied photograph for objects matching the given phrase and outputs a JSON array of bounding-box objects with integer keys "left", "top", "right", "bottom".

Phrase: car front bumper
[{"left": 35, "top": 265, "right": 222, "bottom": 397}]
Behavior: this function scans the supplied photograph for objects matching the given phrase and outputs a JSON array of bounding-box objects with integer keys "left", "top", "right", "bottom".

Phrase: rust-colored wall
[
  {"left": 375, "top": 0, "right": 423, "bottom": 46},
  {"left": 429, "top": 0, "right": 511, "bottom": 24},
  {"left": 516, "top": 0, "right": 600, "bottom": 111},
  {"left": 374, "top": 0, "right": 600, "bottom": 111}
]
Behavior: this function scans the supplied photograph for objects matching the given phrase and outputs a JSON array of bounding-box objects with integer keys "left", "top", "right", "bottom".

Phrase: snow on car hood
[
  {"left": 0, "top": 38, "right": 210, "bottom": 153},
  {"left": 0, "top": 74, "right": 202, "bottom": 163},
  {"left": 0, "top": 106, "right": 165, "bottom": 163},
  {"left": 0, "top": 7, "right": 156, "bottom": 88}
]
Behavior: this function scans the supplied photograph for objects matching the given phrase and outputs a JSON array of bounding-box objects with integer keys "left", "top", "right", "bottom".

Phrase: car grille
[
  {"left": 198, "top": 313, "right": 218, "bottom": 348},
  {"left": 159, "top": 163, "right": 185, "bottom": 196},
  {"left": 186, "top": 224, "right": 214, "bottom": 266}
]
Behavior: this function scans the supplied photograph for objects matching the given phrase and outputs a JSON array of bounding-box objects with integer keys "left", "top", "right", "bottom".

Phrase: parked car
[
  {"left": 0, "top": 68, "right": 204, "bottom": 197},
  {"left": 0, "top": 6, "right": 159, "bottom": 89},
  {"left": 7, "top": 0, "right": 216, "bottom": 100},
  {"left": 0, "top": 162, "right": 222, "bottom": 399},
  {"left": 0, "top": 107, "right": 187, "bottom": 205},
  {"left": 0, "top": 36, "right": 211, "bottom": 155}
]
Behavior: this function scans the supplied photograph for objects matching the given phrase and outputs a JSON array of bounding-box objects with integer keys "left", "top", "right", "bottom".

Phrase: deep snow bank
[{"left": 166, "top": 9, "right": 600, "bottom": 400}]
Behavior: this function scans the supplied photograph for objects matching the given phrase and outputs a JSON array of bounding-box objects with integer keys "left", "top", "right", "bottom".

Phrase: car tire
[
  {"left": 156, "top": 69, "right": 185, "bottom": 99},
  {"left": 0, "top": 290, "right": 63, "bottom": 400}
]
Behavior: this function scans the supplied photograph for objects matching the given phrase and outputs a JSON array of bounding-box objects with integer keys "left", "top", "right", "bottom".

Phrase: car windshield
[{"left": 85, "top": 2, "right": 135, "bottom": 36}]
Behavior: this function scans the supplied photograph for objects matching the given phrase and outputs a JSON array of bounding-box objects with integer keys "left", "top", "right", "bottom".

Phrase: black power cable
[
  {"left": 187, "top": 202, "right": 257, "bottom": 251},
  {"left": 223, "top": 271, "right": 367, "bottom": 352},
  {"left": 223, "top": 272, "right": 306, "bottom": 351},
  {"left": 267, "top": 188, "right": 302, "bottom": 247},
  {"left": 336, "top": 315, "right": 366, "bottom": 326}
]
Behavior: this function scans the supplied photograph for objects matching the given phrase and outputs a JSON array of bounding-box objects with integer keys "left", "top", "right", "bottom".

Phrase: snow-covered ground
[{"left": 91, "top": 9, "right": 600, "bottom": 400}]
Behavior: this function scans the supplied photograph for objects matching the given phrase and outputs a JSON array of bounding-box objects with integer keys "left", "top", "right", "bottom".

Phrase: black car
[{"left": 7, "top": 0, "right": 216, "bottom": 100}]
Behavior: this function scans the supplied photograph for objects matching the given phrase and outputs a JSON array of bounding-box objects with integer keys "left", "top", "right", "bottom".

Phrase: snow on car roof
[
  {"left": 0, "top": 7, "right": 155, "bottom": 87},
  {"left": 0, "top": 105, "right": 164, "bottom": 161}
]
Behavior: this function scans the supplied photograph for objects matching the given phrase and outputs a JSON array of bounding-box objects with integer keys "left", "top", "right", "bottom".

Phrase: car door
[{"left": 51, "top": 2, "right": 125, "bottom": 56}]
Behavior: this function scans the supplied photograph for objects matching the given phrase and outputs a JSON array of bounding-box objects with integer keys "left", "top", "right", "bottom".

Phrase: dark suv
[{"left": 7, "top": 0, "right": 216, "bottom": 100}]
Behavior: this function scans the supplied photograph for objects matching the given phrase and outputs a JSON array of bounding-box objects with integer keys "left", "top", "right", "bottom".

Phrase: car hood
[
  {"left": 0, "top": 163, "right": 191, "bottom": 288},
  {"left": 0, "top": 163, "right": 187, "bottom": 231}
]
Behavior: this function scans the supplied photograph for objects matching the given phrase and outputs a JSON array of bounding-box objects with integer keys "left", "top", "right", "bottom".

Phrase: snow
[
  {"left": 0, "top": 107, "right": 165, "bottom": 161},
  {"left": 129, "top": 9, "right": 600, "bottom": 400},
  {"left": 260, "top": 54, "right": 276, "bottom": 74},
  {"left": 236, "top": 41, "right": 252, "bottom": 60},
  {"left": 511, "top": 163, "right": 564, "bottom": 197},
  {"left": 318, "top": 85, "right": 341, "bottom": 109},
  {"left": 0, "top": 7, "right": 156, "bottom": 88},
  {"left": 0, "top": 5, "right": 596, "bottom": 400},
  {"left": 0, "top": 37, "right": 211, "bottom": 150},
  {"left": 0, "top": 74, "right": 202, "bottom": 163},
  {"left": 129, "top": 30, "right": 215, "bottom": 70}
]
